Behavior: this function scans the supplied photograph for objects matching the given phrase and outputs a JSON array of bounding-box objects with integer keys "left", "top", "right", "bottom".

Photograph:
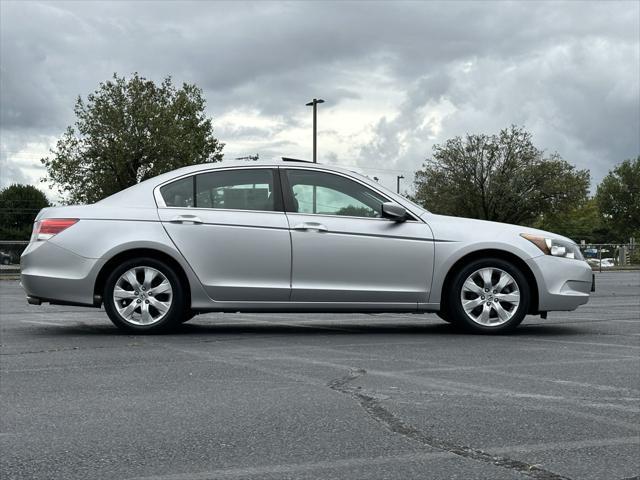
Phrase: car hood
[{"left": 421, "top": 213, "right": 577, "bottom": 245}]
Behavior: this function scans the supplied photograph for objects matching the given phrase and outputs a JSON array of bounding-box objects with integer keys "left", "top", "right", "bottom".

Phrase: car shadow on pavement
[
  {"left": 176, "top": 321, "right": 582, "bottom": 337},
  {"left": 32, "top": 316, "right": 584, "bottom": 338}
]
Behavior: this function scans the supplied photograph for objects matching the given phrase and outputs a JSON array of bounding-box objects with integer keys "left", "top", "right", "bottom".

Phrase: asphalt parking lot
[{"left": 1, "top": 271, "right": 639, "bottom": 480}]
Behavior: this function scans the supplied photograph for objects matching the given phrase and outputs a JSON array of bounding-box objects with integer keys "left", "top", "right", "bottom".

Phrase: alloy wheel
[
  {"left": 459, "top": 267, "right": 520, "bottom": 326},
  {"left": 113, "top": 267, "right": 173, "bottom": 326}
]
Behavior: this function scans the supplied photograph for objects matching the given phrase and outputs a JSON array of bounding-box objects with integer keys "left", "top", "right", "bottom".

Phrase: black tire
[
  {"left": 446, "top": 257, "right": 530, "bottom": 334},
  {"left": 436, "top": 310, "right": 456, "bottom": 324},
  {"left": 104, "top": 257, "right": 187, "bottom": 333},
  {"left": 181, "top": 310, "right": 197, "bottom": 323}
]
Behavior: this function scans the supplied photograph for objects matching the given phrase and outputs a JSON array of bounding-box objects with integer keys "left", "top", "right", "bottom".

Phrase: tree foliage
[
  {"left": 596, "top": 156, "right": 640, "bottom": 242},
  {"left": 0, "top": 184, "right": 51, "bottom": 239},
  {"left": 412, "top": 126, "right": 590, "bottom": 226},
  {"left": 533, "top": 198, "right": 612, "bottom": 243},
  {"left": 42, "top": 73, "right": 224, "bottom": 204}
]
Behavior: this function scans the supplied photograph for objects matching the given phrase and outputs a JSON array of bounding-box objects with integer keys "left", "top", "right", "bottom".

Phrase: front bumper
[{"left": 526, "top": 255, "right": 593, "bottom": 312}]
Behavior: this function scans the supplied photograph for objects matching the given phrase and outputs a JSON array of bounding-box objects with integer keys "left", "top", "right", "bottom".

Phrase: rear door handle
[
  {"left": 293, "top": 222, "right": 328, "bottom": 232},
  {"left": 170, "top": 215, "right": 203, "bottom": 224}
]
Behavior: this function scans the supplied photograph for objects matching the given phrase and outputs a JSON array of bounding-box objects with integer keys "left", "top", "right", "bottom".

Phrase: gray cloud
[{"left": 1, "top": 0, "right": 638, "bottom": 196}]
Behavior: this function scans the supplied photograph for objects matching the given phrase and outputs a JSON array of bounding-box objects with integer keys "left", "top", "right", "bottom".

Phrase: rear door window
[
  {"left": 159, "top": 168, "right": 279, "bottom": 212},
  {"left": 195, "top": 169, "right": 277, "bottom": 211}
]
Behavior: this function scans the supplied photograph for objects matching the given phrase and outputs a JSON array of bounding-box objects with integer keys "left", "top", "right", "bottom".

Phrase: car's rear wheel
[
  {"left": 104, "top": 257, "right": 187, "bottom": 333},
  {"left": 447, "top": 258, "right": 530, "bottom": 334},
  {"left": 181, "top": 310, "right": 197, "bottom": 323}
]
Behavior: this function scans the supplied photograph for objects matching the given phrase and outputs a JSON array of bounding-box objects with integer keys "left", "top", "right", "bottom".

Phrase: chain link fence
[
  {"left": 579, "top": 243, "right": 639, "bottom": 271},
  {"left": 0, "top": 241, "right": 28, "bottom": 275}
]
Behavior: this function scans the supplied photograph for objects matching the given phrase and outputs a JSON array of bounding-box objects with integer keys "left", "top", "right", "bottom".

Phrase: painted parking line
[{"left": 21, "top": 320, "right": 66, "bottom": 327}]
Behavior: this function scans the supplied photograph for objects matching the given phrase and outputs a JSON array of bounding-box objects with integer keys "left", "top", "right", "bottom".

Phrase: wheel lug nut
[
  {"left": 485, "top": 288, "right": 489, "bottom": 292},
  {"left": 481, "top": 296, "right": 485, "bottom": 300},
  {"left": 134, "top": 291, "right": 138, "bottom": 295},
  {"left": 493, "top": 290, "right": 497, "bottom": 294},
  {"left": 136, "top": 299, "right": 141, "bottom": 303},
  {"left": 145, "top": 300, "right": 149, "bottom": 304},
  {"left": 142, "top": 287, "right": 146, "bottom": 291},
  {"left": 486, "top": 302, "right": 492, "bottom": 306}
]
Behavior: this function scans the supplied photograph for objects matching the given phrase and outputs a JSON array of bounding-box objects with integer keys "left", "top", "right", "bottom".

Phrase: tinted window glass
[
  {"left": 160, "top": 176, "right": 194, "bottom": 207},
  {"left": 195, "top": 169, "right": 276, "bottom": 211},
  {"left": 286, "top": 170, "right": 386, "bottom": 217}
]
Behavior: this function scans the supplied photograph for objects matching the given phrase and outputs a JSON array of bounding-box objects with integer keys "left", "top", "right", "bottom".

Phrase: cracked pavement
[{"left": 1, "top": 271, "right": 639, "bottom": 479}]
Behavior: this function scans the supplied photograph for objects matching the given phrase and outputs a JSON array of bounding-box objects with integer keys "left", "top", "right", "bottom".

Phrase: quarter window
[
  {"left": 285, "top": 170, "right": 387, "bottom": 218},
  {"left": 160, "top": 169, "right": 278, "bottom": 212},
  {"left": 160, "top": 176, "right": 194, "bottom": 208}
]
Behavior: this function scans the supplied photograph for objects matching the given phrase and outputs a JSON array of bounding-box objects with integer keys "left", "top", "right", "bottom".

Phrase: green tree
[
  {"left": 42, "top": 73, "right": 224, "bottom": 204},
  {"left": 534, "top": 198, "right": 612, "bottom": 243},
  {"left": 0, "top": 184, "right": 51, "bottom": 240},
  {"left": 596, "top": 156, "right": 640, "bottom": 242},
  {"left": 412, "top": 126, "right": 590, "bottom": 226}
]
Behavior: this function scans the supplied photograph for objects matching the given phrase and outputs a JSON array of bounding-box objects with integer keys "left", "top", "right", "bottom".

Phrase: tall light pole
[
  {"left": 396, "top": 175, "right": 404, "bottom": 194},
  {"left": 305, "top": 98, "right": 324, "bottom": 163}
]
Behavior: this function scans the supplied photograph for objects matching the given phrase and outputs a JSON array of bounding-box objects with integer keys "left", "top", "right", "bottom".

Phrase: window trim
[
  {"left": 154, "top": 166, "right": 284, "bottom": 213},
  {"left": 280, "top": 167, "right": 419, "bottom": 222}
]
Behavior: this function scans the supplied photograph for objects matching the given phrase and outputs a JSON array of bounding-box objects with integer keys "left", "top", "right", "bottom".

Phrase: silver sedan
[{"left": 21, "top": 159, "right": 593, "bottom": 333}]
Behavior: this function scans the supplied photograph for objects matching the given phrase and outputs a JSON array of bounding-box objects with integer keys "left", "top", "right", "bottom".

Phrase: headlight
[{"left": 520, "top": 234, "right": 584, "bottom": 260}]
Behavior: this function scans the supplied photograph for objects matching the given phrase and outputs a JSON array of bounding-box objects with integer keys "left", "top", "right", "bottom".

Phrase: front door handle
[
  {"left": 293, "top": 222, "right": 328, "bottom": 232},
  {"left": 170, "top": 215, "right": 203, "bottom": 224}
]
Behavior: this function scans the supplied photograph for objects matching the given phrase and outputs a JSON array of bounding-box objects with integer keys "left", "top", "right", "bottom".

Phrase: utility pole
[
  {"left": 305, "top": 98, "right": 324, "bottom": 163},
  {"left": 306, "top": 98, "right": 324, "bottom": 213},
  {"left": 396, "top": 175, "right": 404, "bottom": 194}
]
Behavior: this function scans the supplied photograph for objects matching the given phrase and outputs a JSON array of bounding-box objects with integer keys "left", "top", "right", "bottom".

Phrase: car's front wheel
[
  {"left": 436, "top": 310, "right": 456, "bottom": 324},
  {"left": 104, "top": 257, "right": 187, "bottom": 333},
  {"left": 447, "top": 258, "right": 530, "bottom": 334}
]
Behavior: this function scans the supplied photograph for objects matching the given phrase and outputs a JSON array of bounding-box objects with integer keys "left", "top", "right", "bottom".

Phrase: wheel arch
[
  {"left": 94, "top": 248, "right": 191, "bottom": 306},
  {"left": 440, "top": 249, "right": 539, "bottom": 314}
]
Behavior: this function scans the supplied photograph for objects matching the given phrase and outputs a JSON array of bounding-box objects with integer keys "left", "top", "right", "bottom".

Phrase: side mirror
[{"left": 381, "top": 202, "right": 407, "bottom": 222}]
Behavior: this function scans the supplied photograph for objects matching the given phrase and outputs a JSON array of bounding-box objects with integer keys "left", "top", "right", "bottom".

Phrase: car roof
[
  {"left": 143, "top": 158, "right": 372, "bottom": 180},
  {"left": 167, "top": 158, "right": 344, "bottom": 170}
]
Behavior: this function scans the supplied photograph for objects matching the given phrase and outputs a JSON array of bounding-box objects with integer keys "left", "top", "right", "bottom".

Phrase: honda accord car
[{"left": 21, "top": 159, "right": 593, "bottom": 333}]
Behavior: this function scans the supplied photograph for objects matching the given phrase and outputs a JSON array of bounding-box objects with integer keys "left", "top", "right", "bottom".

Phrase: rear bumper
[
  {"left": 20, "top": 241, "right": 100, "bottom": 307},
  {"left": 526, "top": 255, "right": 593, "bottom": 312}
]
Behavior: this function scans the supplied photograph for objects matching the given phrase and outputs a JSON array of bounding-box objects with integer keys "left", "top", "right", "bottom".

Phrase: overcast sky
[{"left": 1, "top": 0, "right": 638, "bottom": 199}]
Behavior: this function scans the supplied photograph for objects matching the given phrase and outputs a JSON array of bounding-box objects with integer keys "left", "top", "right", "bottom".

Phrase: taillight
[{"left": 31, "top": 218, "right": 79, "bottom": 241}]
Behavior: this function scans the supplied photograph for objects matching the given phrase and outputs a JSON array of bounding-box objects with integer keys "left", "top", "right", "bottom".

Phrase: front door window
[{"left": 285, "top": 169, "right": 386, "bottom": 218}]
